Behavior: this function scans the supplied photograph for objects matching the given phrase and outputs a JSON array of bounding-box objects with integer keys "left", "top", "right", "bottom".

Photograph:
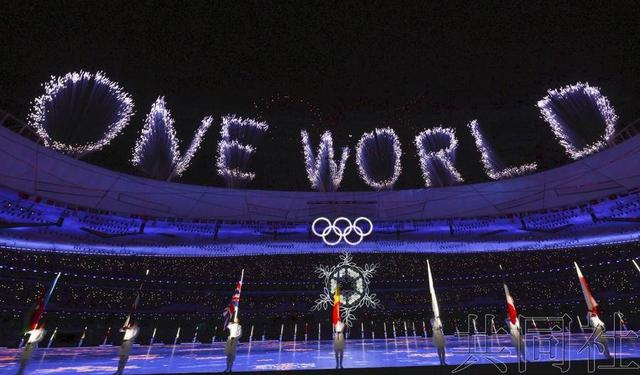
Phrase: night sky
[{"left": 2, "top": 2, "right": 640, "bottom": 190}]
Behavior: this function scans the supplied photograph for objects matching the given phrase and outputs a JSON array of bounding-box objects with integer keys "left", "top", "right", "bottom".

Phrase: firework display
[
  {"left": 300, "top": 130, "right": 350, "bottom": 192},
  {"left": 537, "top": 82, "right": 618, "bottom": 160},
  {"left": 171, "top": 116, "right": 214, "bottom": 179},
  {"left": 468, "top": 119, "right": 538, "bottom": 180},
  {"left": 131, "top": 97, "right": 213, "bottom": 180},
  {"left": 20, "top": 72, "right": 628, "bottom": 189},
  {"left": 216, "top": 115, "right": 269, "bottom": 188},
  {"left": 27, "top": 71, "right": 134, "bottom": 157},
  {"left": 414, "top": 127, "right": 464, "bottom": 187},
  {"left": 356, "top": 127, "right": 402, "bottom": 190},
  {"left": 131, "top": 97, "right": 180, "bottom": 179}
]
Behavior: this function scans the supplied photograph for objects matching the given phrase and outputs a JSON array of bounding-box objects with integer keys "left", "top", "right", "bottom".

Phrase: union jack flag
[{"left": 223, "top": 270, "right": 244, "bottom": 326}]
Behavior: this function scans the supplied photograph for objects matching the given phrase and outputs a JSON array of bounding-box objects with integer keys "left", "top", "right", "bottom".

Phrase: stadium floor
[{"left": 1, "top": 334, "right": 639, "bottom": 374}]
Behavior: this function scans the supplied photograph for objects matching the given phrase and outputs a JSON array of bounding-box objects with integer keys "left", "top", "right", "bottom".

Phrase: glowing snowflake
[{"left": 311, "top": 252, "right": 380, "bottom": 326}]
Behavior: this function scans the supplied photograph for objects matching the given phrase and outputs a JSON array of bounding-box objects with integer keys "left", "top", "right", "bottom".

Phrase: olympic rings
[{"left": 311, "top": 217, "right": 373, "bottom": 246}]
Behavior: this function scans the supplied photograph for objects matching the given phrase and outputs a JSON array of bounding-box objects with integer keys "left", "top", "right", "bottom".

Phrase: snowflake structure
[{"left": 311, "top": 252, "right": 380, "bottom": 326}]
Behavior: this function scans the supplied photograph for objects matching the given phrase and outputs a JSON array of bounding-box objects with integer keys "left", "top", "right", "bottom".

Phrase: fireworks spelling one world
[{"left": 26, "top": 73, "right": 621, "bottom": 190}]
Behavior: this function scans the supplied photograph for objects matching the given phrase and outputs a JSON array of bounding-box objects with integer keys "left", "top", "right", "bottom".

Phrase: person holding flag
[
  {"left": 332, "top": 286, "right": 345, "bottom": 369},
  {"left": 17, "top": 272, "right": 61, "bottom": 375},
  {"left": 574, "top": 262, "right": 611, "bottom": 359},
  {"left": 224, "top": 269, "right": 243, "bottom": 373},
  {"left": 114, "top": 269, "right": 148, "bottom": 375}
]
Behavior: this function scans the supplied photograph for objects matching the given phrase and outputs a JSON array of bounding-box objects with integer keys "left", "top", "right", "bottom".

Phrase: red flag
[
  {"left": 505, "top": 292, "right": 518, "bottom": 325},
  {"left": 28, "top": 287, "right": 46, "bottom": 330},
  {"left": 332, "top": 288, "right": 341, "bottom": 325}
]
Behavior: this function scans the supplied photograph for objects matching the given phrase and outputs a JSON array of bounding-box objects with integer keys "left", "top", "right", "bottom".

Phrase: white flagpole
[
  {"left": 574, "top": 262, "right": 598, "bottom": 313},
  {"left": 233, "top": 269, "right": 244, "bottom": 321}
]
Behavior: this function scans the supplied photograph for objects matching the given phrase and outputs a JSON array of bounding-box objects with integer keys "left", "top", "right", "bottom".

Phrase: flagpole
[
  {"left": 43, "top": 272, "right": 61, "bottom": 309},
  {"left": 124, "top": 269, "right": 149, "bottom": 328},
  {"left": 30, "top": 271, "right": 62, "bottom": 331},
  {"left": 233, "top": 269, "right": 244, "bottom": 321}
]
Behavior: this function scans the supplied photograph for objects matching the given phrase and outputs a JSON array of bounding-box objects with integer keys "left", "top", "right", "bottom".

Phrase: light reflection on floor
[{"left": 1, "top": 334, "right": 639, "bottom": 374}]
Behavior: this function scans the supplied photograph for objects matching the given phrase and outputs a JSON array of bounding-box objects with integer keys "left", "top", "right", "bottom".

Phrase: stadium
[{"left": 2, "top": 3, "right": 640, "bottom": 375}]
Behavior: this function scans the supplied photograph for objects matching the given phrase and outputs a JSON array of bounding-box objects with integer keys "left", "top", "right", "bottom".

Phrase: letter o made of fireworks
[
  {"left": 28, "top": 71, "right": 135, "bottom": 156},
  {"left": 356, "top": 127, "right": 402, "bottom": 190}
]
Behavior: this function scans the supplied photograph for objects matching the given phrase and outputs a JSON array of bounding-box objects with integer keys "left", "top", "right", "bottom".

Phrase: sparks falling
[
  {"left": 131, "top": 97, "right": 213, "bottom": 180},
  {"left": 468, "top": 119, "right": 538, "bottom": 180},
  {"left": 27, "top": 71, "right": 135, "bottom": 157},
  {"left": 216, "top": 115, "right": 269, "bottom": 188},
  {"left": 537, "top": 82, "right": 618, "bottom": 160},
  {"left": 414, "top": 126, "right": 464, "bottom": 187},
  {"left": 300, "top": 130, "right": 349, "bottom": 192},
  {"left": 356, "top": 127, "right": 402, "bottom": 190}
]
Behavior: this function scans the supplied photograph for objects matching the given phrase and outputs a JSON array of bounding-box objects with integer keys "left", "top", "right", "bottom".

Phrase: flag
[
  {"left": 223, "top": 269, "right": 244, "bottom": 326},
  {"left": 574, "top": 262, "right": 599, "bottom": 315},
  {"left": 504, "top": 284, "right": 518, "bottom": 325},
  {"left": 332, "top": 287, "right": 341, "bottom": 325},
  {"left": 499, "top": 265, "right": 518, "bottom": 325},
  {"left": 27, "top": 287, "right": 46, "bottom": 331},
  {"left": 427, "top": 260, "right": 440, "bottom": 319},
  {"left": 123, "top": 269, "right": 149, "bottom": 328},
  {"left": 27, "top": 272, "right": 61, "bottom": 331}
]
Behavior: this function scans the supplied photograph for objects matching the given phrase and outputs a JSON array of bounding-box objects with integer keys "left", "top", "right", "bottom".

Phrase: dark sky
[{"left": 2, "top": 2, "right": 640, "bottom": 190}]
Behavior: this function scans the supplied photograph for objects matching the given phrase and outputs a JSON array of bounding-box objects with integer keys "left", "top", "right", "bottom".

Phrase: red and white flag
[
  {"left": 574, "top": 262, "right": 599, "bottom": 315},
  {"left": 504, "top": 284, "right": 518, "bottom": 325}
]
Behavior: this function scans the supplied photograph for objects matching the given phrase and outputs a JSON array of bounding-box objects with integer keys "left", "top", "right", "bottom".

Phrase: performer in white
[
  {"left": 427, "top": 260, "right": 446, "bottom": 365},
  {"left": 114, "top": 269, "right": 147, "bottom": 375},
  {"left": 500, "top": 265, "right": 525, "bottom": 361},
  {"left": 114, "top": 323, "right": 139, "bottom": 375},
  {"left": 18, "top": 272, "right": 60, "bottom": 375},
  {"left": 17, "top": 324, "right": 46, "bottom": 375},
  {"left": 224, "top": 317, "right": 242, "bottom": 372},
  {"left": 574, "top": 262, "right": 611, "bottom": 359}
]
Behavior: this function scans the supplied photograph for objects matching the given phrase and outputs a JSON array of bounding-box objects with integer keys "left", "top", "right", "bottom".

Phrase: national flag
[
  {"left": 223, "top": 269, "right": 244, "bottom": 326},
  {"left": 499, "top": 265, "right": 518, "bottom": 325},
  {"left": 332, "top": 287, "right": 341, "bottom": 325},
  {"left": 504, "top": 285, "right": 518, "bottom": 325},
  {"left": 123, "top": 269, "right": 149, "bottom": 328},
  {"left": 427, "top": 260, "right": 440, "bottom": 319},
  {"left": 27, "top": 287, "right": 46, "bottom": 331},
  {"left": 574, "top": 262, "right": 599, "bottom": 315},
  {"left": 26, "top": 272, "right": 61, "bottom": 331}
]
